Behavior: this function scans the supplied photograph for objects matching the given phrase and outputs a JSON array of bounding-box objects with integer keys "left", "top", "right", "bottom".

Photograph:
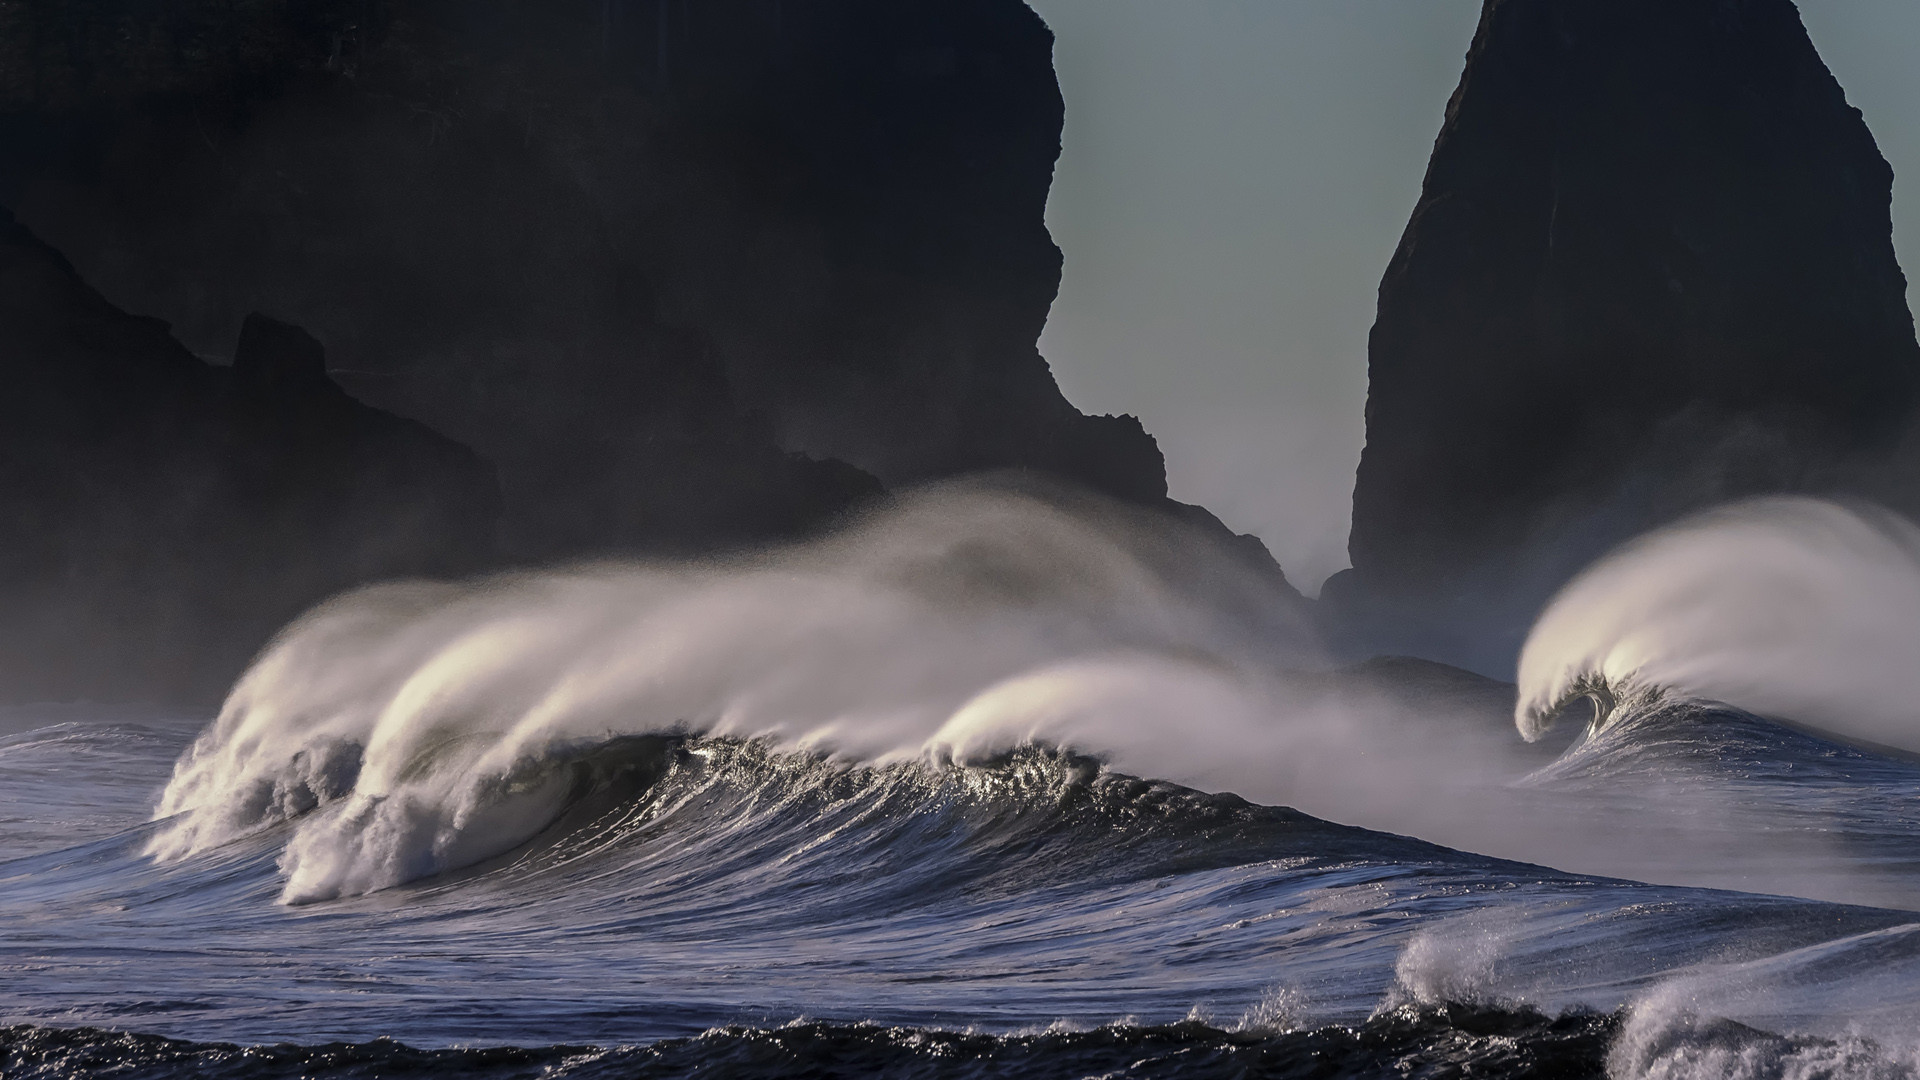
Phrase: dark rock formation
[
  {"left": 0, "top": 0, "right": 1167, "bottom": 564},
  {"left": 1335, "top": 0, "right": 1920, "bottom": 672},
  {"left": 0, "top": 207, "right": 498, "bottom": 702},
  {"left": 0, "top": 0, "right": 1300, "bottom": 703}
]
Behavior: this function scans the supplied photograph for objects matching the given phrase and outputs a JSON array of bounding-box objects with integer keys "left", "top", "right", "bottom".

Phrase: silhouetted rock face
[
  {"left": 0, "top": 0, "right": 1167, "bottom": 564},
  {"left": 0, "top": 1, "right": 1295, "bottom": 704},
  {"left": 1339, "top": 0, "right": 1920, "bottom": 670},
  {"left": 0, "top": 209, "right": 498, "bottom": 703}
]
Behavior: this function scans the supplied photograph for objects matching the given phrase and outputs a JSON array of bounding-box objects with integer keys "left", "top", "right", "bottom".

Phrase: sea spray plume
[
  {"left": 146, "top": 481, "right": 1319, "bottom": 901},
  {"left": 1515, "top": 498, "right": 1920, "bottom": 749},
  {"left": 1388, "top": 913, "right": 1524, "bottom": 1011}
]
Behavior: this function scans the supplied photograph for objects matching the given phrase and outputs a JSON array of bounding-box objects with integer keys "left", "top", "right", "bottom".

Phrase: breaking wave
[{"left": 146, "top": 481, "right": 1334, "bottom": 902}]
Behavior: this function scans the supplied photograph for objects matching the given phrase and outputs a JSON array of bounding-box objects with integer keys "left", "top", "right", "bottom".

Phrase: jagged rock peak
[{"left": 1336, "top": 0, "right": 1920, "bottom": 671}]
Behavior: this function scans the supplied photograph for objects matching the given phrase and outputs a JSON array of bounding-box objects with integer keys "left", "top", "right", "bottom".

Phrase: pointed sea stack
[{"left": 1334, "top": 0, "right": 1920, "bottom": 671}]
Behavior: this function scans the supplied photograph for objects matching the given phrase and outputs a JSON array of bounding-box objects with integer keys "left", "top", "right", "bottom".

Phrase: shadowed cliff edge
[
  {"left": 1328, "top": 0, "right": 1920, "bottom": 674},
  {"left": 0, "top": 207, "right": 498, "bottom": 703}
]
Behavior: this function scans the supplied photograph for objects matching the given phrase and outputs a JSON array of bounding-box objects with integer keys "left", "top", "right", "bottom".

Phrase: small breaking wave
[
  {"left": 1515, "top": 497, "right": 1920, "bottom": 753},
  {"left": 1609, "top": 1001, "right": 1915, "bottom": 1080}
]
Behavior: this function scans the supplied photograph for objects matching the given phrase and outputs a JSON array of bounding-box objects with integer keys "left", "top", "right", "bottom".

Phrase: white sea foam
[{"left": 1516, "top": 497, "right": 1920, "bottom": 751}]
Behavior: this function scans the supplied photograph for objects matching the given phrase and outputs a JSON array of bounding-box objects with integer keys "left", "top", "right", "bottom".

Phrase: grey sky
[{"left": 1027, "top": 1, "right": 1920, "bottom": 593}]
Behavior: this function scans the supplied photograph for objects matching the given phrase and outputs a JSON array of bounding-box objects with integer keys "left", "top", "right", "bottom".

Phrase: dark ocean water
[{"left": 6, "top": 702, "right": 1920, "bottom": 1079}]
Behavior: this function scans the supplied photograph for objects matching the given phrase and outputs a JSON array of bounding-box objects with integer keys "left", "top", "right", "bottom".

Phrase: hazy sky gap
[{"left": 1029, "top": 1, "right": 1920, "bottom": 594}]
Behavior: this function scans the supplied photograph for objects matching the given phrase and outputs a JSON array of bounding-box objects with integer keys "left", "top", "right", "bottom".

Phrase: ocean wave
[
  {"left": 273, "top": 737, "right": 1403, "bottom": 925},
  {"left": 1608, "top": 1008, "right": 1915, "bottom": 1080},
  {"left": 21, "top": 701, "right": 1920, "bottom": 1061},
  {"left": 144, "top": 482, "right": 1320, "bottom": 900}
]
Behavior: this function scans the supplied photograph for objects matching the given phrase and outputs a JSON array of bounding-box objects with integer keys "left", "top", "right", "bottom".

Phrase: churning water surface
[{"left": 7, "top": 485, "right": 1920, "bottom": 1079}]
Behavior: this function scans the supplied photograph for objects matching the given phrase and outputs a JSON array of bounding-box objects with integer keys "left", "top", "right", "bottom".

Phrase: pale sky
[{"left": 1027, "top": 1, "right": 1920, "bottom": 593}]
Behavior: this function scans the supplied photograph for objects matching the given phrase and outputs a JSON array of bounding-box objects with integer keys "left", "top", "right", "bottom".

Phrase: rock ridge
[{"left": 0, "top": 205, "right": 499, "bottom": 702}]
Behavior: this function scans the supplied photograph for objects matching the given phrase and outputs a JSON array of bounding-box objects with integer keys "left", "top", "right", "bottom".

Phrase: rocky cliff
[
  {"left": 0, "top": 207, "right": 498, "bottom": 703},
  {"left": 1, "top": 0, "right": 1166, "bottom": 564},
  {"left": 1335, "top": 0, "right": 1920, "bottom": 671},
  {"left": 0, "top": 0, "right": 1293, "bottom": 702}
]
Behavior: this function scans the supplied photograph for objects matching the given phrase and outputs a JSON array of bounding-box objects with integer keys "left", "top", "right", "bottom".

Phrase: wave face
[
  {"left": 14, "top": 488, "right": 1920, "bottom": 1073},
  {"left": 16, "top": 724, "right": 1920, "bottom": 1062}
]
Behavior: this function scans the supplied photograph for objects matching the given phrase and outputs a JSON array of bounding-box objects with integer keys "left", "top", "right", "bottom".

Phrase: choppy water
[{"left": 6, "top": 488, "right": 1920, "bottom": 1078}]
